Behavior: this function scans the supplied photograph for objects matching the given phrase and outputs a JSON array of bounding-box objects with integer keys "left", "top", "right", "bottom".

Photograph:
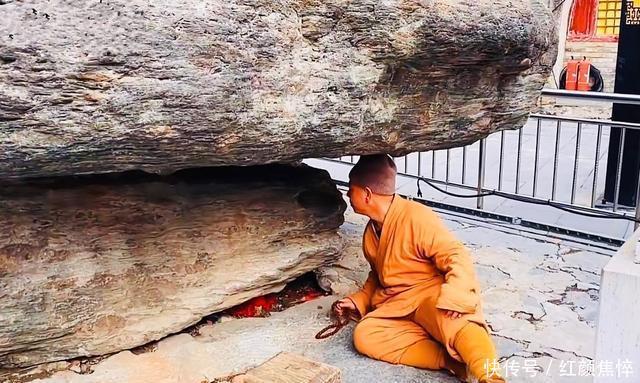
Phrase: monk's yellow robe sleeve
[
  {"left": 418, "top": 214, "right": 480, "bottom": 314},
  {"left": 347, "top": 270, "right": 379, "bottom": 318}
]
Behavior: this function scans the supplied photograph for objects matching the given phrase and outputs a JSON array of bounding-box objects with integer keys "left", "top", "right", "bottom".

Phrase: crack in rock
[
  {"left": 511, "top": 304, "right": 547, "bottom": 325},
  {"left": 487, "top": 324, "right": 531, "bottom": 347},
  {"left": 548, "top": 347, "right": 592, "bottom": 360},
  {"left": 511, "top": 311, "right": 539, "bottom": 324},
  {"left": 545, "top": 283, "right": 598, "bottom": 325},
  {"left": 476, "top": 263, "right": 512, "bottom": 279},
  {"left": 499, "top": 350, "right": 556, "bottom": 364},
  {"left": 559, "top": 265, "right": 600, "bottom": 277},
  {"left": 558, "top": 247, "right": 582, "bottom": 257},
  {"left": 554, "top": 244, "right": 567, "bottom": 263}
]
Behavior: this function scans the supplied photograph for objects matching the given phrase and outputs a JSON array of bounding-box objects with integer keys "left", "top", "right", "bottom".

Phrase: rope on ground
[{"left": 315, "top": 301, "right": 351, "bottom": 340}]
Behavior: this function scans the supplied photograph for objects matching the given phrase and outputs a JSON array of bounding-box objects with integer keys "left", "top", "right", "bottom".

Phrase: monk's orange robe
[{"left": 347, "top": 194, "right": 489, "bottom": 364}]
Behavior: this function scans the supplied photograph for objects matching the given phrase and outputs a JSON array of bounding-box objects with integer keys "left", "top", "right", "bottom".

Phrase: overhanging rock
[{"left": 0, "top": 0, "right": 557, "bottom": 179}]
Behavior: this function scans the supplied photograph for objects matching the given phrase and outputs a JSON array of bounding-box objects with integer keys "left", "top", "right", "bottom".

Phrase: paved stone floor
[{"left": 9, "top": 201, "right": 615, "bottom": 383}]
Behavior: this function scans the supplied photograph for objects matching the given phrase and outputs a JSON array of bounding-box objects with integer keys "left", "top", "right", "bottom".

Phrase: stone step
[{"left": 230, "top": 352, "right": 342, "bottom": 383}]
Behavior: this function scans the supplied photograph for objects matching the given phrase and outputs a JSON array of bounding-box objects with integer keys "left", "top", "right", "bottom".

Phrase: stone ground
[{"left": 5, "top": 200, "right": 613, "bottom": 383}]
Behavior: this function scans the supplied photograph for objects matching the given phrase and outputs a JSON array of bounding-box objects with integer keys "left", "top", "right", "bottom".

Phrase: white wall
[{"left": 594, "top": 228, "right": 640, "bottom": 382}]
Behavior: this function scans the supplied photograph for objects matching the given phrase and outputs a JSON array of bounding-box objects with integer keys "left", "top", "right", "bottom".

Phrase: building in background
[{"left": 563, "top": 0, "right": 622, "bottom": 92}]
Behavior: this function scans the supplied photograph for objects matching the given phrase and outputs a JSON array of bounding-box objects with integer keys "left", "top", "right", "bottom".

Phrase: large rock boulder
[
  {"left": 0, "top": 164, "right": 346, "bottom": 368},
  {"left": 0, "top": 0, "right": 557, "bottom": 179}
]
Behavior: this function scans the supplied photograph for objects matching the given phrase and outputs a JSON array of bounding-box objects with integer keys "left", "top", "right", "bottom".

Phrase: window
[{"left": 596, "top": 0, "right": 622, "bottom": 36}]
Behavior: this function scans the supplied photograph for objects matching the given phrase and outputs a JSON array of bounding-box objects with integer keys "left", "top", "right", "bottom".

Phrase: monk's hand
[
  {"left": 443, "top": 310, "right": 463, "bottom": 319},
  {"left": 334, "top": 298, "right": 356, "bottom": 316}
]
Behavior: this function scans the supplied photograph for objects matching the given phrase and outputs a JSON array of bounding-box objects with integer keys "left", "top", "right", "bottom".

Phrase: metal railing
[
  {"left": 327, "top": 90, "right": 640, "bottom": 240},
  {"left": 541, "top": 89, "right": 640, "bottom": 105}
]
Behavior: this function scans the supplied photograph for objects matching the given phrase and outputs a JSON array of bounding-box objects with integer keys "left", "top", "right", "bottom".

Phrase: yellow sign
[{"left": 628, "top": 0, "right": 640, "bottom": 24}]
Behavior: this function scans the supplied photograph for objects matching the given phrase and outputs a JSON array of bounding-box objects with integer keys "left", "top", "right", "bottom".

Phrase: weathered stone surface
[
  {"left": 0, "top": 0, "right": 557, "bottom": 180},
  {"left": 315, "top": 197, "right": 370, "bottom": 296},
  {"left": 0, "top": 164, "right": 346, "bottom": 368},
  {"left": 7, "top": 205, "right": 610, "bottom": 383}
]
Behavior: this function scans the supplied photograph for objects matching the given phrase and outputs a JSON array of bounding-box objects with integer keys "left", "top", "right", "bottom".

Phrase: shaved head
[{"left": 349, "top": 154, "right": 397, "bottom": 195}]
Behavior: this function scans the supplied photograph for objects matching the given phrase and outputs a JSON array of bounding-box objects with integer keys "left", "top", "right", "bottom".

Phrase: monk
[{"left": 336, "top": 154, "right": 504, "bottom": 383}]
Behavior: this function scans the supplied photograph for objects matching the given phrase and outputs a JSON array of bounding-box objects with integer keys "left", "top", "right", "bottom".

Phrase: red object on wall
[
  {"left": 577, "top": 60, "right": 593, "bottom": 91},
  {"left": 569, "top": 0, "right": 598, "bottom": 39},
  {"left": 565, "top": 60, "right": 580, "bottom": 90}
]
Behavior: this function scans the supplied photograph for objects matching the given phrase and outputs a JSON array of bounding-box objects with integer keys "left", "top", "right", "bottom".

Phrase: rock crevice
[{"left": 0, "top": 164, "right": 346, "bottom": 368}]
